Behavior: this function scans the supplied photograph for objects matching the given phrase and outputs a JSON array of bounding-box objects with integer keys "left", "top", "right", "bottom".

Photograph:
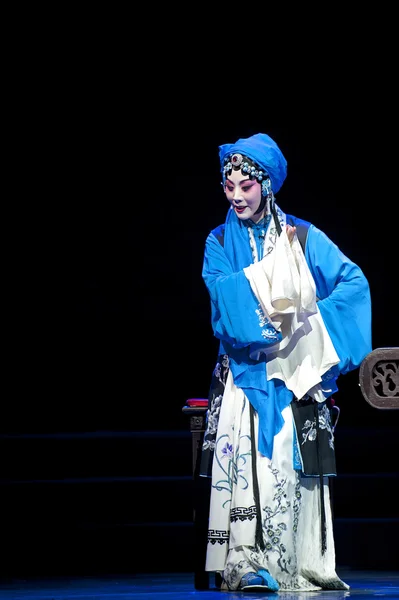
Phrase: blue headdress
[{"left": 219, "top": 132, "right": 287, "bottom": 194}]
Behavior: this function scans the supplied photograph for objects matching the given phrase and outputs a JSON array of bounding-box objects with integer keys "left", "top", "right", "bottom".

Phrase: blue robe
[{"left": 202, "top": 212, "right": 372, "bottom": 460}]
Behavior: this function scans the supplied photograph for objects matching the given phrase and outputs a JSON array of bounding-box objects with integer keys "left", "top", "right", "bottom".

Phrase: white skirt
[{"left": 205, "top": 371, "right": 349, "bottom": 592}]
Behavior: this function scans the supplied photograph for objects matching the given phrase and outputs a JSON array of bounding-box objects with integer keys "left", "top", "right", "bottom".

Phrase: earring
[{"left": 262, "top": 179, "right": 271, "bottom": 197}]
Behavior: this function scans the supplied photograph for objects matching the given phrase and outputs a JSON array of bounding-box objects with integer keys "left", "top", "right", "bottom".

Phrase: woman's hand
[{"left": 286, "top": 224, "right": 297, "bottom": 244}]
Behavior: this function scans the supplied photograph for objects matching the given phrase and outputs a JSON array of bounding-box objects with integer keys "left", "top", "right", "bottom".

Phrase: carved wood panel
[{"left": 359, "top": 347, "right": 399, "bottom": 409}]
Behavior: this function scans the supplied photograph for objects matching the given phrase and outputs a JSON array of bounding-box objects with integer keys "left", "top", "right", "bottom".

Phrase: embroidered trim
[
  {"left": 230, "top": 505, "right": 257, "bottom": 523},
  {"left": 301, "top": 403, "right": 335, "bottom": 451},
  {"left": 208, "top": 529, "right": 229, "bottom": 545},
  {"left": 248, "top": 227, "right": 260, "bottom": 262},
  {"left": 255, "top": 304, "right": 280, "bottom": 341},
  {"left": 255, "top": 306, "right": 269, "bottom": 328}
]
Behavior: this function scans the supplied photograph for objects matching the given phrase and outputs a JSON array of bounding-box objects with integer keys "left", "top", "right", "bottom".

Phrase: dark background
[
  {"left": 7, "top": 27, "right": 398, "bottom": 436},
  {"left": 12, "top": 116, "right": 398, "bottom": 437}
]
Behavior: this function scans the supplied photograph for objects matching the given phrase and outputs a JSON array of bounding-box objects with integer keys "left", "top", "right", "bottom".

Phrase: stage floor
[{"left": 0, "top": 570, "right": 398, "bottom": 599}]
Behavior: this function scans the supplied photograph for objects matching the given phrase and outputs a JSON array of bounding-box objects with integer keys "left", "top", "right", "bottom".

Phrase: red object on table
[{"left": 186, "top": 398, "right": 208, "bottom": 407}]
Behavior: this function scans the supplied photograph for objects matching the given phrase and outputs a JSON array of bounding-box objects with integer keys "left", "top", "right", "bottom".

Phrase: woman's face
[{"left": 224, "top": 168, "right": 263, "bottom": 223}]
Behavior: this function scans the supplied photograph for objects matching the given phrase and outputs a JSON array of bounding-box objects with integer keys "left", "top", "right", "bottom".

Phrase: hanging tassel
[
  {"left": 315, "top": 402, "right": 327, "bottom": 554},
  {"left": 249, "top": 403, "right": 265, "bottom": 550},
  {"left": 270, "top": 197, "right": 282, "bottom": 236}
]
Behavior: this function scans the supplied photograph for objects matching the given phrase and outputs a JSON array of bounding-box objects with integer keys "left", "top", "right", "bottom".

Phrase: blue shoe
[
  {"left": 239, "top": 570, "right": 279, "bottom": 592},
  {"left": 257, "top": 569, "right": 279, "bottom": 592}
]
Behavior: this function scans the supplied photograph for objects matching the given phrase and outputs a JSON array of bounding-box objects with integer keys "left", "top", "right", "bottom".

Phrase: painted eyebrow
[{"left": 225, "top": 178, "right": 255, "bottom": 186}]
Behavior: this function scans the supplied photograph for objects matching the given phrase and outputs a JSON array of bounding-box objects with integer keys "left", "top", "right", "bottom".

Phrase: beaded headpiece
[{"left": 222, "top": 153, "right": 269, "bottom": 186}]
